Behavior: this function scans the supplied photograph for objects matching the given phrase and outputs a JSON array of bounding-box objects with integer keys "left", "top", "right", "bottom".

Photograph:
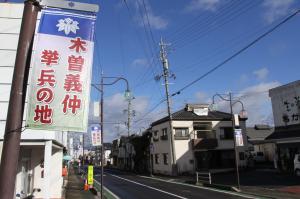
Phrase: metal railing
[{"left": 196, "top": 171, "right": 211, "bottom": 184}]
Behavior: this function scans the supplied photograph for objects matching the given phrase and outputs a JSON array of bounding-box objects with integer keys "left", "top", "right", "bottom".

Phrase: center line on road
[{"left": 108, "top": 173, "right": 188, "bottom": 199}]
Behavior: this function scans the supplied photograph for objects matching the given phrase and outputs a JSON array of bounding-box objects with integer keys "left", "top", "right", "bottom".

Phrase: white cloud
[
  {"left": 131, "top": 58, "right": 148, "bottom": 67},
  {"left": 195, "top": 91, "right": 210, "bottom": 103},
  {"left": 133, "top": 0, "right": 168, "bottom": 30},
  {"left": 213, "top": 81, "right": 281, "bottom": 126},
  {"left": 253, "top": 67, "right": 269, "bottom": 80},
  {"left": 145, "top": 13, "right": 168, "bottom": 30},
  {"left": 185, "top": 0, "right": 221, "bottom": 12},
  {"left": 89, "top": 93, "right": 152, "bottom": 142},
  {"left": 263, "top": 0, "right": 295, "bottom": 23}
]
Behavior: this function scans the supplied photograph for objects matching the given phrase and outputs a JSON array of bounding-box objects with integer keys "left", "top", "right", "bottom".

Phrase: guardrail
[{"left": 196, "top": 171, "right": 211, "bottom": 184}]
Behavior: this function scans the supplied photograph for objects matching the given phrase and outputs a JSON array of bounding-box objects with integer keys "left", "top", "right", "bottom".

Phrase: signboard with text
[
  {"left": 91, "top": 126, "right": 101, "bottom": 146},
  {"left": 26, "top": 8, "right": 97, "bottom": 132}
]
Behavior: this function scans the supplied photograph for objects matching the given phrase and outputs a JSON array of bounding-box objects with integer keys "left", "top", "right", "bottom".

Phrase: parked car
[{"left": 294, "top": 154, "right": 300, "bottom": 176}]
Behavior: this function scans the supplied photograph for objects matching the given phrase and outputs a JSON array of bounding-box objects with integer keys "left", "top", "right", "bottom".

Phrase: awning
[{"left": 63, "top": 155, "right": 72, "bottom": 161}]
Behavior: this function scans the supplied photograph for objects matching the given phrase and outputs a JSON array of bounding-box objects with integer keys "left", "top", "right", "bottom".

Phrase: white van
[{"left": 294, "top": 154, "right": 300, "bottom": 176}]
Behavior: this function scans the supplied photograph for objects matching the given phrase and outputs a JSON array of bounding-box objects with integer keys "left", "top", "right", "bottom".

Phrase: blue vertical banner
[{"left": 26, "top": 8, "right": 97, "bottom": 132}]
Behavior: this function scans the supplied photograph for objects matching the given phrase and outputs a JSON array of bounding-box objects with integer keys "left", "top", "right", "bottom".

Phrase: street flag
[
  {"left": 91, "top": 126, "right": 101, "bottom": 146},
  {"left": 234, "top": 129, "right": 244, "bottom": 147},
  {"left": 26, "top": 8, "right": 97, "bottom": 132}
]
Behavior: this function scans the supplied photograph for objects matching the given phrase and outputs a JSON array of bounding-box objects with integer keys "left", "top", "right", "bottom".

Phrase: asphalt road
[{"left": 94, "top": 169, "right": 256, "bottom": 199}]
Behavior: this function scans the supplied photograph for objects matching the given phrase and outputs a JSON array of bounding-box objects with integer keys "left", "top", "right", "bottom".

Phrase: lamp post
[
  {"left": 92, "top": 76, "right": 132, "bottom": 198},
  {"left": 211, "top": 93, "right": 247, "bottom": 190}
]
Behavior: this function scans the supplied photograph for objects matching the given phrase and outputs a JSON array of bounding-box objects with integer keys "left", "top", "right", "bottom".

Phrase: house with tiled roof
[{"left": 150, "top": 104, "right": 248, "bottom": 175}]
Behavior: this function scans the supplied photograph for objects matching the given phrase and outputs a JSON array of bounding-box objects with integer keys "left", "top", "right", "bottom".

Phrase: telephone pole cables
[{"left": 158, "top": 38, "right": 177, "bottom": 175}]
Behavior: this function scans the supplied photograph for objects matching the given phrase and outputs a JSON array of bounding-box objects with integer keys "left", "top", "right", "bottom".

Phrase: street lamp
[
  {"left": 211, "top": 92, "right": 247, "bottom": 190},
  {"left": 92, "top": 76, "right": 133, "bottom": 198}
]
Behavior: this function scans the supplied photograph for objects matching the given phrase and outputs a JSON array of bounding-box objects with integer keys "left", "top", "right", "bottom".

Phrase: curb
[{"left": 93, "top": 179, "right": 120, "bottom": 199}]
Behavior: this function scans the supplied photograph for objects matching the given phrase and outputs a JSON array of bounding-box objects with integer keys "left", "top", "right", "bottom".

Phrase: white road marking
[
  {"left": 94, "top": 179, "right": 120, "bottom": 199},
  {"left": 109, "top": 173, "right": 188, "bottom": 199},
  {"left": 139, "top": 175, "right": 258, "bottom": 199}
]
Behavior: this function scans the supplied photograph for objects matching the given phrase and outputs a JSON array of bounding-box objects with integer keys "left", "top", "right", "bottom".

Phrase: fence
[{"left": 196, "top": 171, "right": 211, "bottom": 184}]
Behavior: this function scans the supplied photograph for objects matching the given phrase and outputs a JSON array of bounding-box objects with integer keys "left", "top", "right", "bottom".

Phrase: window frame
[{"left": 174, "top": 128, "right": 189, "bottom": 140}]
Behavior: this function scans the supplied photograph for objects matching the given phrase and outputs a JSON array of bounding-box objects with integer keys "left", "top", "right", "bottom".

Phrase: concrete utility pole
[
  {"left": 0, "top": 1, "right": 40, "bottom": 198},
  {"left": 100, "top": 75, "right": 104, "bottom": 198},
  {"left": 159, "top": 38, "right": 176, "bottom": 175}
]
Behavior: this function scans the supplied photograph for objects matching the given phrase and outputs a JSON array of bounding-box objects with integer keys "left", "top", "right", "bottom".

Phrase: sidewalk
[{"left": 65, "top": 166, "right": 99, "bottom": 199}]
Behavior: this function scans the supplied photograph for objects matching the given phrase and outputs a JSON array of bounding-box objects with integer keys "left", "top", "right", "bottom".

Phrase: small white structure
[
  {"left": 0, "top": 3, "right": 66, "bottom": 198},
  {"left": 150, "top": 104, "right": 248, "bottom": 175}
]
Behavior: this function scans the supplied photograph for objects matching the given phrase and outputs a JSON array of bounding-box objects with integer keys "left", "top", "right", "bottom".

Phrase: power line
[
  {"left": 165, "top": 0, "right": 237, "bottom": 41},
  {"left": 173, "top": 14, "right": 280, "bottom": 74},
  {"left": 133, "top": 98, "right": 166, "bottom": 125},
  {"left": 172, "top": 1, "right": 260, "bottom": 49},
  {"left": 141, "top": 0, "right": 157, "bottom": 47},
  {"left": 122, "top": 0, "right": 164, "bottom": 99},
  {"left": 171, "top": 9, "right": 300, "bottom": 97}
]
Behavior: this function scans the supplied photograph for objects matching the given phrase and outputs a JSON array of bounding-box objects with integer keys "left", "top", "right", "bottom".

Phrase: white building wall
[
  {"left": 151, "top": 118, "right": 248, "bottom": 175},
  {"left": 172, "top": 121, "right": 194, "bottom": 174},
  {"left": 50, "top": 149, "right": 63, "bottom": 198},
  {"left": 151, "top": 121, "right": 173, "bottom": 175}
]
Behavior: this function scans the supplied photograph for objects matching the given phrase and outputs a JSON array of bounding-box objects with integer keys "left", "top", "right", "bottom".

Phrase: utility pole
[
  {"left": 0, "top": 1, "right": 40, "bottom": 198},
  {"left": 159, "top": 38, "right": 176, "bottom": 175},
  {"left": 229, "top": 92, "right": 241, "bottom": 190},
  {"left": 100, "top": 75, "right": 104, "bottom": 198},
  {"left": 127, "top": 98, "right": 131, "bottom": 137}
]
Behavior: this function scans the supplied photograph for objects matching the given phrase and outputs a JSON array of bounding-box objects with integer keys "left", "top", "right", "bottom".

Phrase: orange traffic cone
[{"left": 84, "top": 179, "right": 89, "bottom": 191}]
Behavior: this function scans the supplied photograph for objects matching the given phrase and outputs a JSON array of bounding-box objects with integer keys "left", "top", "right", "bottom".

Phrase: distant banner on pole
[
  {"left": 234, "top": 129, "right": 244, "bottom": 147},
  {"left": 88, "top": 165, "right": 93, "bottom": 185},
  {"left": 26, "top": 8, "right": 97, "bottom": 132},
  {"left": 91, "top": 126, "right": 101, "bottom": 146}
]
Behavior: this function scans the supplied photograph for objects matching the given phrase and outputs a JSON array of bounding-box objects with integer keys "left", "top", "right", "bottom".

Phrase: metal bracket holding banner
[{"left": 39, "top": 0, "right": 99, "bottom": 12}]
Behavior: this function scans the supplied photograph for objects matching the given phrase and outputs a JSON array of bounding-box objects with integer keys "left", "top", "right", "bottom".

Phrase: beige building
[
  {"left": 0, "top": 3, "right": 66, "bottom": 198},
  {"left": 150, "top": 104, "right": 248, "bottom": 175}
]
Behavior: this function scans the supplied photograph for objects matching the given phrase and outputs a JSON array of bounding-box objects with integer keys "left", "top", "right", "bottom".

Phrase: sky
[{"left": 6, "top": 0, "right": 300, "bottom": 142}]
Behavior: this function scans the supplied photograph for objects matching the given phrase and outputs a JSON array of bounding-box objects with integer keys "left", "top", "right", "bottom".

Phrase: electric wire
[
  {"left": 122, "top": 0, "right": 164, "bottom": 99},
  {"left": 167, "top": 0, "right": 237, "bottom": 42},
  {"left": 165, "top": 0, "right": 236, "bottom": 41},
  {"left": 172, "top": 1, "right": 260, "bottom": 49},
  {"left": 173, "top": 13, "right": 281, "bottom": 74},
  {"left": 171, "top": 9, "right": 300, "bottom": 97}
]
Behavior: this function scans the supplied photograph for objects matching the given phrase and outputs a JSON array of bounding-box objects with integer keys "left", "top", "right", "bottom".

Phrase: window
[
  {"left": 194, "top": 122, "right": 215, "bottom": 139},
  {"left": 161, "top": 128, "right": 168, "bottom": 140},
  {"left": 174, "top": 128, "right": 189, "bottom": 139},
  {"left": 155, "top": 154, "right": 159, "bottom": 164},
  {"left": 163, "top": 153, "right": 168, "bottom": 165},
  {"left": 162, "top": 128, "right": 167, "bottom": 136},
  {"left": 220, "top": 127, "right": 234, "bottom": 140},
  {"left": 153, "top": 131, "right": 159, "bottom": 142},
  {"left": 175, "top": 128, "right": 189, "bottom": 137}
]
